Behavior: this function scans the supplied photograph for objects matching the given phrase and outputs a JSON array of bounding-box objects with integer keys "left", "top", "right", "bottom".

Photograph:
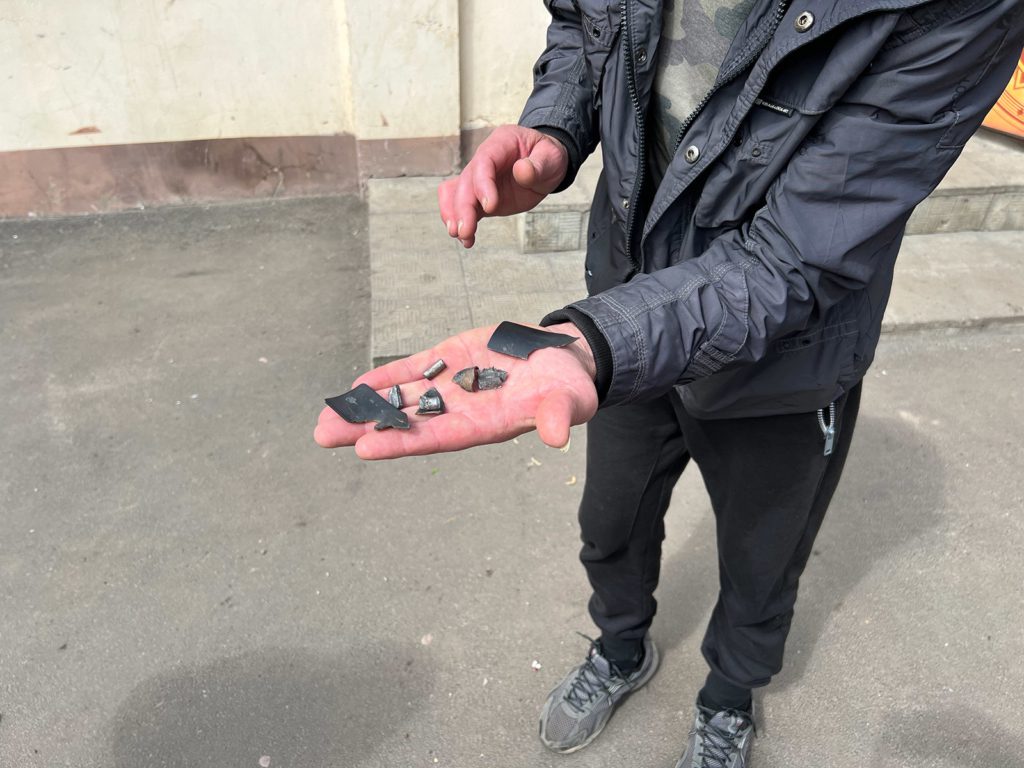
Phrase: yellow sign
[{"left": 983, "top": 51, "right": 1024, "bottom": 139}]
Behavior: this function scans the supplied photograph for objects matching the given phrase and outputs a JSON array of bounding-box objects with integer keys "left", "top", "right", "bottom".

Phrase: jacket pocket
[
  {"left": 576, "top": 0, "right": 621, "bottom": 100},
  {"left": 693, "top": 107, "right": 819, "bottom": 229}
]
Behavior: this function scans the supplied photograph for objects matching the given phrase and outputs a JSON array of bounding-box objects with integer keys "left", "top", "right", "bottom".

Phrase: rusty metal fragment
[
  {"left": 416, "top": 387, "right": 445, "bottom": 415},
  {"left": 452, "top": 366, "right": 479, "bottom": 392},
  {"left": 423, "top": 359, "right": 447, "bottom": 380},
  {"left": 486, "top": 321, "right": 577, "bottom": 360},
  {"left": 387, "top": 384, "right": 403, "bottom": 409},
  {"left": 325, "top": 384, "right": 410, "bottom": 431},
  {"left": 477, "top": 367, "right": 508, "bottom": 390}
]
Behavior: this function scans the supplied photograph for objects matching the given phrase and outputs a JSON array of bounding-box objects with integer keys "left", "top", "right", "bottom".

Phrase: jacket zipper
[
  {"left": 621, "top": 0, "right": 645, "bottom": 271},
  {"left": 621, "top": 0, "right": 791, "bottom": 268},
  {"left": 672, "top": 0, "right": 792, "bottom": 155},
  {"left": 817, "top": 401, "right": 836, "bottom": 456}
]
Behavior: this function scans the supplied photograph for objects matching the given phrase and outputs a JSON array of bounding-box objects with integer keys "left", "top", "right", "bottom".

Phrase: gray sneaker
[
  {"left": 674, "top": 699, "right": 755, "bottom": 768},
  {"left": 538, "top": 634, "right": 659, "bottom": 753}
]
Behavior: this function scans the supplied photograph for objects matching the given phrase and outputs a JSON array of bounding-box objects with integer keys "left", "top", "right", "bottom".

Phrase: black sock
[
  {"left": 699, "top": 670, "right": 752, "bottom": 713},
  {"left": 597, "top": 636, "right": 644, "bottom": 674}
]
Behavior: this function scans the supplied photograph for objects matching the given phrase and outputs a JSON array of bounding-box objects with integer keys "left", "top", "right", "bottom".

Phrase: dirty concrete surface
[{"left": 1, "top": 198, "right": 1022, "bottom": 768}]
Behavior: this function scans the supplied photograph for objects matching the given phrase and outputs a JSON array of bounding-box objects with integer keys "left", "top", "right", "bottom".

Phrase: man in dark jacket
[{"left": 316, "top": 0, "right": 1024, "bottom": 764}]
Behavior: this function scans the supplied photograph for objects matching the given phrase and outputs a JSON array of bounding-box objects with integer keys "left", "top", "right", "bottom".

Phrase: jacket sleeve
[
  {"left": 551, "top": 0, "right": 1024, "bottom": 406},
  {"left": 518, "top": 0, "right": 603, "bottom": 192}
]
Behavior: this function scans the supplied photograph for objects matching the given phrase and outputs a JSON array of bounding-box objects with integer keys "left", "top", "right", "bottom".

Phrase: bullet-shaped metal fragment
[
  {"left": 423, "top": 359, "right": 447, "bottom": 380},
  {"left": 387, "top": 384, "right": 403, "bottom": 409},
  {"left": 452, "top": 366, "right": 479, "bottom": 392},
  {"left": 416, "top": 387, "right": 445, "bottom": 415},
  {"left": 477, "top": 367, "right": 508, "bottom": 390}
]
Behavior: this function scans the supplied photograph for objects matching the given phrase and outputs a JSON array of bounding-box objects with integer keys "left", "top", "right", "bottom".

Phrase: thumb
[
  {"left": 535, "top": 389, "right": 578, "bottom": 449},
  {"left": 512, "top": 139, "right": 568, "bottom": 194}
]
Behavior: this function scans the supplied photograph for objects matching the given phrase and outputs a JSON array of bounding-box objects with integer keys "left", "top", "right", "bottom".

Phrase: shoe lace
[
  {"left": 694, "top": 709, "right": 750, "bottom": 768},
  {"left": 562, "top": 633, "right": 616, "bottom": 715}
]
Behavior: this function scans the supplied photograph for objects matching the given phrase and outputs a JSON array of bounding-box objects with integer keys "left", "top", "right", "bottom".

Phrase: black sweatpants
[{"left": 578, "top": 383, "right": 861, "bottom": 690}]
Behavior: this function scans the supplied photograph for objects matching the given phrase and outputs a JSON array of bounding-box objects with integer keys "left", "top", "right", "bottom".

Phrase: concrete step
[
  {"left": 884, "top": 229, "right": 1024, "bottom": 331},
  {"left": 518, "top": 130, "right": 1024, "bottom": 252},
  {"left": 366, "top": 172, "right": 1024, "bottom": 363}
]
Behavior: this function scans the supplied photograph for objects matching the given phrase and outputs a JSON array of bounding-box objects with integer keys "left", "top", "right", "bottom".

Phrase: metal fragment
[
  {"left": 416, "top": 387, "right": 445, "bottom": 415},
  {"left": 387, "top": 384, "right": 403, "bottom": 409},
  {"left": 477, "top": 367, "right": 508, "bottom": 390},
  {"left": 452, "top": 366, "right": 479, "bottom": 392},
  {"left": 325, "top": 383, "right": 410, "bottom": 431},
  {"left": 423, "top": 359, "right": 447, "bottom": 380},
  {"left": 486, "top": 321, "right": 577, "bottom": 360}
]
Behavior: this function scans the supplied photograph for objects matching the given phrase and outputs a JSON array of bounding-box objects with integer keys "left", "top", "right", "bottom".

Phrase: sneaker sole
[{"left": 539, "top": 637, "right": 661, "bottom": 754}]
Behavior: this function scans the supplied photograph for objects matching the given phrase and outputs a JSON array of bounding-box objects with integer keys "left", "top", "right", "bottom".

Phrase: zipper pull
[{"left": 817, "top": 402, "right": 836, "bottom": 457}]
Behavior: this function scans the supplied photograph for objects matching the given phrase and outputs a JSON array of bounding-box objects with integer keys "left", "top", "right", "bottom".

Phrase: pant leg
[
  {"left": 676, "top": 384, "right": 862, "bottom": 689},
  {"left": 579, "top": 393, "right": 691, "bottom": 648}
]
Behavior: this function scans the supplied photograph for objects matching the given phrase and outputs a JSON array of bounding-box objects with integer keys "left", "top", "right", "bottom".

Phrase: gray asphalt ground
[{"left": 2, "top": 197, "right": 1023, "bottom": 768}]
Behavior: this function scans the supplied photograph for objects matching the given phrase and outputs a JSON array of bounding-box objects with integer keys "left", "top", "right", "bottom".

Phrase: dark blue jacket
[{"left": 525, "top": 0, "right": 1024, "bottom": 416}]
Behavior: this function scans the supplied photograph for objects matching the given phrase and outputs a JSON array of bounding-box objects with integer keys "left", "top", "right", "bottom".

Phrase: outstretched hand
[
  {"left": 314, "top": 323, "right": 599, "bottom": 460},
  {"left": 438, "top": 125, "right": 569, "bottom": 248}
]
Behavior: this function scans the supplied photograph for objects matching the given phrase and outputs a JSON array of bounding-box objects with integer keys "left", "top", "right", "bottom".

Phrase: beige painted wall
[
  {"left": 0, "top": 0, "right": 546, "bottom": 154},
  {"left": 458, "top": 0, "right": 550, "bottom": 132},
  {"left": 0, "top": 1, "right": 353, "bottom": 153},
  {"left": 346, "top": 0, "right": 461, "bottom": 141}
]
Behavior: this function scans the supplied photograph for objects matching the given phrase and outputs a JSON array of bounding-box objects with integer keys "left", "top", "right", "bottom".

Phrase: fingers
[
  {"left": 512, "top": 138, "right": 568, "bottom": 194},
  {"left": 438, "top": 126, "right": 552, "bottom": 248},
  {"left": 353, "top": 411, "right": 475, "bottom": 460},
  {"left": 473, "top": 153, "right": 500, "bottom": 216},
  {"left": 437, "top": 179, "right": 458, "bottom": 237},
  {"left": 314, "top": 405, "right": 369, "bottom": 448},
  {"left": 313, "top": 378, "right": 468, "bottom": 450},
  {"left": 535, "top": 389, "right": 578, "bottom": 449}
]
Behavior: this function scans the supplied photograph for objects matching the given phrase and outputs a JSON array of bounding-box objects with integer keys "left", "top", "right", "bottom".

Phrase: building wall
[
  {"left": 0, "top": 0, "right": 353, "bottom": 152},
  {"left": 0, "top": 0, "right": 550, "bottom": 215},
  {"left": 459, "top": 0, "right": 549, "bottom": 132}
]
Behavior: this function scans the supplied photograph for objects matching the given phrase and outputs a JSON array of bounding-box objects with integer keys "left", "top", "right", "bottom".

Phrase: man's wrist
[
  {"left": 545, "top": 321, "right": 597, "bottom": 382},
  {"left": 541, "top": 308, "right": 612, "bottom": 401}
]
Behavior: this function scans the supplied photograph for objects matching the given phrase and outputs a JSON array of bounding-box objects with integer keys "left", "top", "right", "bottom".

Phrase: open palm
[{"left": 314, "top": 323, "right": 598, "bottom": 460}]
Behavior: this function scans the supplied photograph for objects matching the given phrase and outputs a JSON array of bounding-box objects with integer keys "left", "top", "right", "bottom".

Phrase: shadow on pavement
[
  {"left": 109, "top": 644, "right": 433, "bottom": 768},
  {"left": 651, "top": 414, "right": 945, "bottom": 689}
]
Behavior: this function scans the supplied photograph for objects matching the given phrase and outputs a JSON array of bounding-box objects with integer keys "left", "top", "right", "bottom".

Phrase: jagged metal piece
[
  {"left": 477, "top": 367, "right": 508, "bottom": 390},
  {"left": 452, "top": 366, "right": 479, "bottom": 392},
  {"left": 325, "top": 383, "right": 410, "bottom": 431},
  {"left": 486, "top": 321, "right": 577, "bottom": 360},
  {"left": 423, "top": 359, "right": 447, "bottom": 380},
  {"left": 387, "top": 384, "right": 403, "bottom": 409},
  {"left": 416, "top": 387, "right": 445, "bottom": 415}
]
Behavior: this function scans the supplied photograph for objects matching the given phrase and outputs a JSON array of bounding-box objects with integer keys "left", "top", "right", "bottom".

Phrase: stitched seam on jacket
[
  {"left": 696, "top": 258, "right": 757, "bottom": 366},
  {"left": 556, "top": 56, "right": 587, "bottom": 116},
  {"left": 597, "top": 293, "right": 648, "bottom": 401},
  {"left": 938, "top": 18, "right": 1013, "bottom": 149},
  {"left": 606, "top": 257, "right": 758, "bottom": 400},
  {"left": 622, "top": 259, "right": 743, "bottom": 320}
]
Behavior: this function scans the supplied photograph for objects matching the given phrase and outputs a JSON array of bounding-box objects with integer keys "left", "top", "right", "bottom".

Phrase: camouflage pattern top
[{"left": 649, "top": 0, "right": 756, "bottom": 187}]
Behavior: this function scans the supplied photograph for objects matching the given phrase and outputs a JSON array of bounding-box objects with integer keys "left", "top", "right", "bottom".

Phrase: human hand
[
  {"left": 314, "top": 323, "right": 598, "bottom": 460},
  {"left": 438, "top": 125, "right": 569, "bottom": 248}
]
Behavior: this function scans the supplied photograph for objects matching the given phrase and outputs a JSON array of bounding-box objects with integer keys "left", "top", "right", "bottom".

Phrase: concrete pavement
[{"left": 1, "top": 189, "right": 1023, "bottom": 768}]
